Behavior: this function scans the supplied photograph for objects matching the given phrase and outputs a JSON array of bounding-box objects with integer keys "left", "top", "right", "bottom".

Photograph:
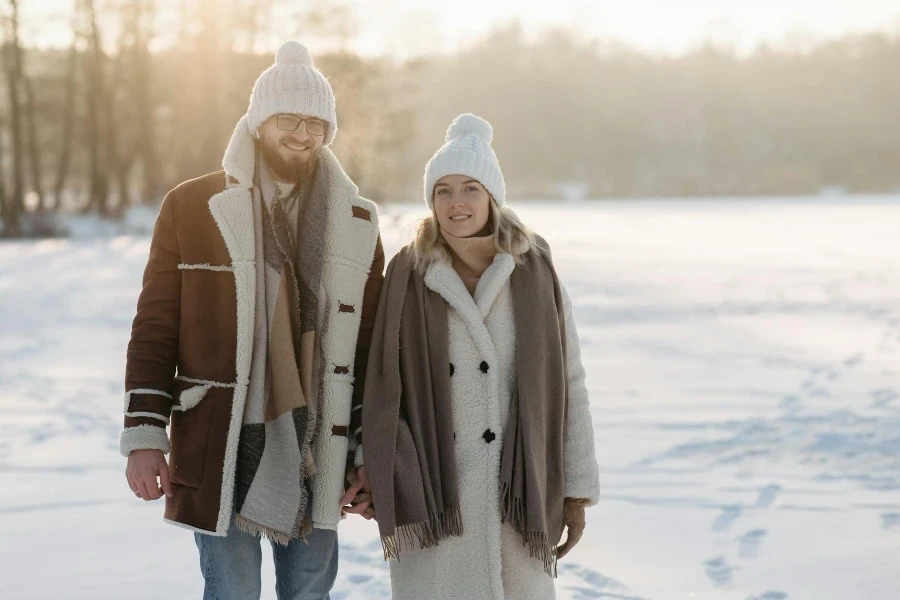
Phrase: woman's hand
[
  {"left": 341, "top": 465, "right": 375, "bottom": 519},
  {"left": 557, "top": 498, "right": 588, "bottom": 559}
]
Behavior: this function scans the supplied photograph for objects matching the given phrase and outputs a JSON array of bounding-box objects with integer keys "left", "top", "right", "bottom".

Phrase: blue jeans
[{"left": 194, "top": 517, "right": 338, "bottom": 600}]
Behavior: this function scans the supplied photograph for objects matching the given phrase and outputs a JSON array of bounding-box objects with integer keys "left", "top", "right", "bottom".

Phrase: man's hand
[
  {"left": 340, "top": 465, "right": 374, "bottom": 519},
  {"left": 126, "top": 449, "right": 173, "bottom": 501},
  {"left": 557, "top": 498, "right": 588, "bottom": 559}
]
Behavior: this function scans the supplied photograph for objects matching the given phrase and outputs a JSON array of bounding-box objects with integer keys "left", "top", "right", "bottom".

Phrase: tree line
[{"left": 1, "top": 1, "right": 899, "bottom": 236}]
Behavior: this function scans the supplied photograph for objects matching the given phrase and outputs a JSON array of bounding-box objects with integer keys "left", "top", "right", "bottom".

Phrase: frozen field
[{"left": 1, "top": 197, "right": 899, "bottom": 599}]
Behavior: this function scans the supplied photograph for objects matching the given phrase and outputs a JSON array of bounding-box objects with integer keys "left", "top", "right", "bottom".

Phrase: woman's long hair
[{"left": 410, "top": 196, "right": 545, "bottom": 274}]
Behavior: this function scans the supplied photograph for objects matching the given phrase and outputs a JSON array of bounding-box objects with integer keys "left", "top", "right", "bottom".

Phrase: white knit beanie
[
  {"left": 424, "top": 113, "right": 506, "bottom": 209},
  {"left": 246, "top": 41, "right": 338, "bottom": 145}
]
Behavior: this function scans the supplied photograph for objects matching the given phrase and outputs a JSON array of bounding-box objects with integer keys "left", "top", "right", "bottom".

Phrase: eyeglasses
[{"left": 276, "top": 115, "right": 327, "bottom": 136}]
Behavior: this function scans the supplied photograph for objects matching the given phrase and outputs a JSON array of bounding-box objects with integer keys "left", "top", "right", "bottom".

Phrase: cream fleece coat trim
[
  {"left": 178, "top": 263, "right": 235, "bottom": 272},
  {"left": 174, "top": 375, "right": 236, "bottom": 388},
  {"left": 170, "top": 384, "right": 212, "bottom": 412},
  {"left": 124, "top": 411, "right": 170, "bottom": 424},
  {"left": 207, "top": 179, "right": 256, "bottom": 537},
  {"left": 120, "top": 424, "right": 171, "bottom": 456}
]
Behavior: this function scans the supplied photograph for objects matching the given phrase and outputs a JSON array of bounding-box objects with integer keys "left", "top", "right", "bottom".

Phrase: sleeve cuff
[
  {"left": 354, "top": 443, "right": 364, "bottom": 468},
  {"left": 119, "top": 424, "right": 171, "bottom": 457},
  {"left": 565, "top": 476, "right": 600, "bottom": 506}
]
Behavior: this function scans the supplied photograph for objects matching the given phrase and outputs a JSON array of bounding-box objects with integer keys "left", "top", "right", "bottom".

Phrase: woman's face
[{"left": 433, "top": 175, "right": 491, "bottom": 238}]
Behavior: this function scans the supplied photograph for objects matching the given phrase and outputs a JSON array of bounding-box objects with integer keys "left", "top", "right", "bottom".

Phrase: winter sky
[{"left": 19, "top": 0, "right": 900, "bottom": 57}]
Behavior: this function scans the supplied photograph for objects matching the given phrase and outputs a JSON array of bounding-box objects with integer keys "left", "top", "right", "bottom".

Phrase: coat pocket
[{"left": 168, "top": 379, "right": 214, "bottom": 489}]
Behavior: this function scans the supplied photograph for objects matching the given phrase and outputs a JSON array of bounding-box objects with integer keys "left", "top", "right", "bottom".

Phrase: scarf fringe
[
  {"left": 500, "top": 481, "right": 559, "bottom": 578},
  {"left": 381, "top": 505, "right": 463, "bottom": 561},
  {"left": 235, "top": 513, "right": 312, "bottom": 547}
]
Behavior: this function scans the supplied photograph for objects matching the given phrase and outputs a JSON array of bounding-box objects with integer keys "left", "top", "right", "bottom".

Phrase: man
[{"left": 120, "top": 40, "right": 382, "bottom": 599}]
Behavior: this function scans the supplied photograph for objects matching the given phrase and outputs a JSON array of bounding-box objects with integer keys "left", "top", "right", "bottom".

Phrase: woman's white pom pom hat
[
  {"left": 424, "top": 113, "right": 506, "bottom": 208},
  {"left": 246, "top": 40, "right": 338, "bottom": 145}
]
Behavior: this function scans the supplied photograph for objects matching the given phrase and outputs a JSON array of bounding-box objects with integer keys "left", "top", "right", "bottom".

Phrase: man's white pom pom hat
[
  {"left": 424, "top": 113, "right": 506, "bottom": 209},
  {"left": 246, "top": 40, "right": 338, "bottom": 145}
]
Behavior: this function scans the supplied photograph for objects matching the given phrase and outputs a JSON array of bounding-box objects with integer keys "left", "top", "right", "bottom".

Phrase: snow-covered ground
[{"left": 1, "top": 197, "right": 899, "bottom": 599}]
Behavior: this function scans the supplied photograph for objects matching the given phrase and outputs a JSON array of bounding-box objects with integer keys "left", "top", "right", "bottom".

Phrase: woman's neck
[{"left": 441, "top": 229, "right": 497, "bottom": 295}]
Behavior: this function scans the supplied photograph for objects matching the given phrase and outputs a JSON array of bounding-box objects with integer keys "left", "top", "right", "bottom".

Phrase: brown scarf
[{"left": 362, "top": 243, "right": 568, "bottom": 576}]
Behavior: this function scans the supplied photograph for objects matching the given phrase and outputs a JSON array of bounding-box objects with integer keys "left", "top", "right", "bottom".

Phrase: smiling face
[
  {"left": 433, "top": 174, "right": 492, "bottom": 238},
  {"left": 257, "top": 113, "right": 326, "bottom": 183}
]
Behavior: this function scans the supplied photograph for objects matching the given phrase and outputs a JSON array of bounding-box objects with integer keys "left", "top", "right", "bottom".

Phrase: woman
[{"left": 357, "top": 114, "right": 600, "bottom": 600}]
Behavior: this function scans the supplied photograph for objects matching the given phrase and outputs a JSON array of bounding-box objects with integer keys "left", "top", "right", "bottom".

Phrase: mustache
[{"left": 279, "top": 135, "right": 310, "bottom": 148}]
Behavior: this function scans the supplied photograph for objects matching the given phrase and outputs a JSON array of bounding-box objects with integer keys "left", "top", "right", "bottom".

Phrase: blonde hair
[{"left": 411, "top": 196, "right": 545, "bottom": 274}]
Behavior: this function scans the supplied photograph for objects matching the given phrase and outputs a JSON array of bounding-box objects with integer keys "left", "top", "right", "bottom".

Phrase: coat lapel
[
  {"left": 210, "top": 114, "right": 258, "bottom": 269},
  {"left": 473, "top": 253, "right": 515, "bottom": 319},
  {"left": 221, "top": 115, "right": 256, "bottom": 189},
  {"left": 424, "top": 253, "right": 516, "bottom": 322},
  {"left": 425, "top": 259, "right": 499, "bottom": 362},
  {"left": 208, "top": 117, "right": 256, "bottom": 383},
  {"left": 319, "top": 146, "right": 380, "bottom": 265},
  {"left": 205, "top": 114, "right": 258, "bottom": 535}
]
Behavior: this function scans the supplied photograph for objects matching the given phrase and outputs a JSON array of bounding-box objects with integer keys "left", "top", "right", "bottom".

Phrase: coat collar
[
  {"left": 211, "top": 113, "right": 378, "bottom": 270},
  {"left": 474, "top": 254, "right": 515, "bottom": 318},
  {"left": 424, "top": 252, "right": 516, "bottom": 323}
]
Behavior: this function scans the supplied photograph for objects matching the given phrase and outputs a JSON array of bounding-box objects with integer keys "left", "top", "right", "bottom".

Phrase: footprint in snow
[
  {"left": 755, "top": 484, "right": 782, "bottom": 509},
  {"left": 844, "top": 353, "right": 864, "bottom": 368},
  {"left": 704, "top": 556, "right": 735, "bottom": 587},
  {"left": 746, "top": 591, "right": 789, "bottom": 600},
  {"left": 881, "top": 513, "right": 900, "bottom": 529},
  {"left": 871, "top": 388, "right": 899, "bottom": 408},
  {"left": 779, "top": 395, "right": 802, "bottom": 413},
  {"left": 712, "top": 504, "right": 743, "bottom": 531},
  {"left": 738, "top": 528, "right": 767, "bottom": 559}
]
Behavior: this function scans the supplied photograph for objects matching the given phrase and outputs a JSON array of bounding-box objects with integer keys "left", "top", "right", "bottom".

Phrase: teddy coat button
[
  {"left": 482, "top": 429, "right": 496, "bottom": 443},
  {"left": 480, "top": 361, "right": 489, "bottom": 373}
]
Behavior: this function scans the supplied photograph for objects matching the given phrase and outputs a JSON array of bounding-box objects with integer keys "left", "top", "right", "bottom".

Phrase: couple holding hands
[{"left": 121, "top": 40, "right": 599, "bottom": 600}]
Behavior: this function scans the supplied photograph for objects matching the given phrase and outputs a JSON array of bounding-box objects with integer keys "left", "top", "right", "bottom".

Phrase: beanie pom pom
[
  {"left": 276, "top": 41, "right": 313, "bottom": 67},
  {"left": 446, "top": 113, "right": 493, "bottom": 144}
]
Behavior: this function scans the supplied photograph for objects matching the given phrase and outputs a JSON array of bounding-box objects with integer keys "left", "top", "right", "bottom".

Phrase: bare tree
[
  {"left": 129, "top": 0, "right": 161, "bottom": 203},
  {"left": 0, "top": 110, "right": 6, "bottom": 227},
  {"left": 83, "top": 0, "right": 109, "bottom": 214},
  {"left": 2, "top": 0, "right": 25, "bottom": 235},
  {"left": 107, "top": 47, "right": 133, "bottom": 212},
  {"left": 22, "top": 68, "right": 44, "bottom": 209},
  {"left": 51, "top": 3, "right": 82, "bottom": 211}
]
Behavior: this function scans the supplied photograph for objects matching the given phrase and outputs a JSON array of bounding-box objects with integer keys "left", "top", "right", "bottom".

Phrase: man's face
[{"left": 257, "top": 113, "right": 327, "bottom": 182}]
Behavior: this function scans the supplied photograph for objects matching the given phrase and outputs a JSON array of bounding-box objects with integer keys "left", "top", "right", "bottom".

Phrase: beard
[{"left": 256, "top": 133, "right": 320, "bottom": 190}]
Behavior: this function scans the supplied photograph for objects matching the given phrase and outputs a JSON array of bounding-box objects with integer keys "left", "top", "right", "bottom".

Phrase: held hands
[
  {"left": 340, "top": 465, "right": 375, "bottom": 520},
  {"left": 557, "top": 498, "right": 588, "bottom": 559},
  {"left": 126, "top": 449, "right": 173, "bottom": 501}
]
